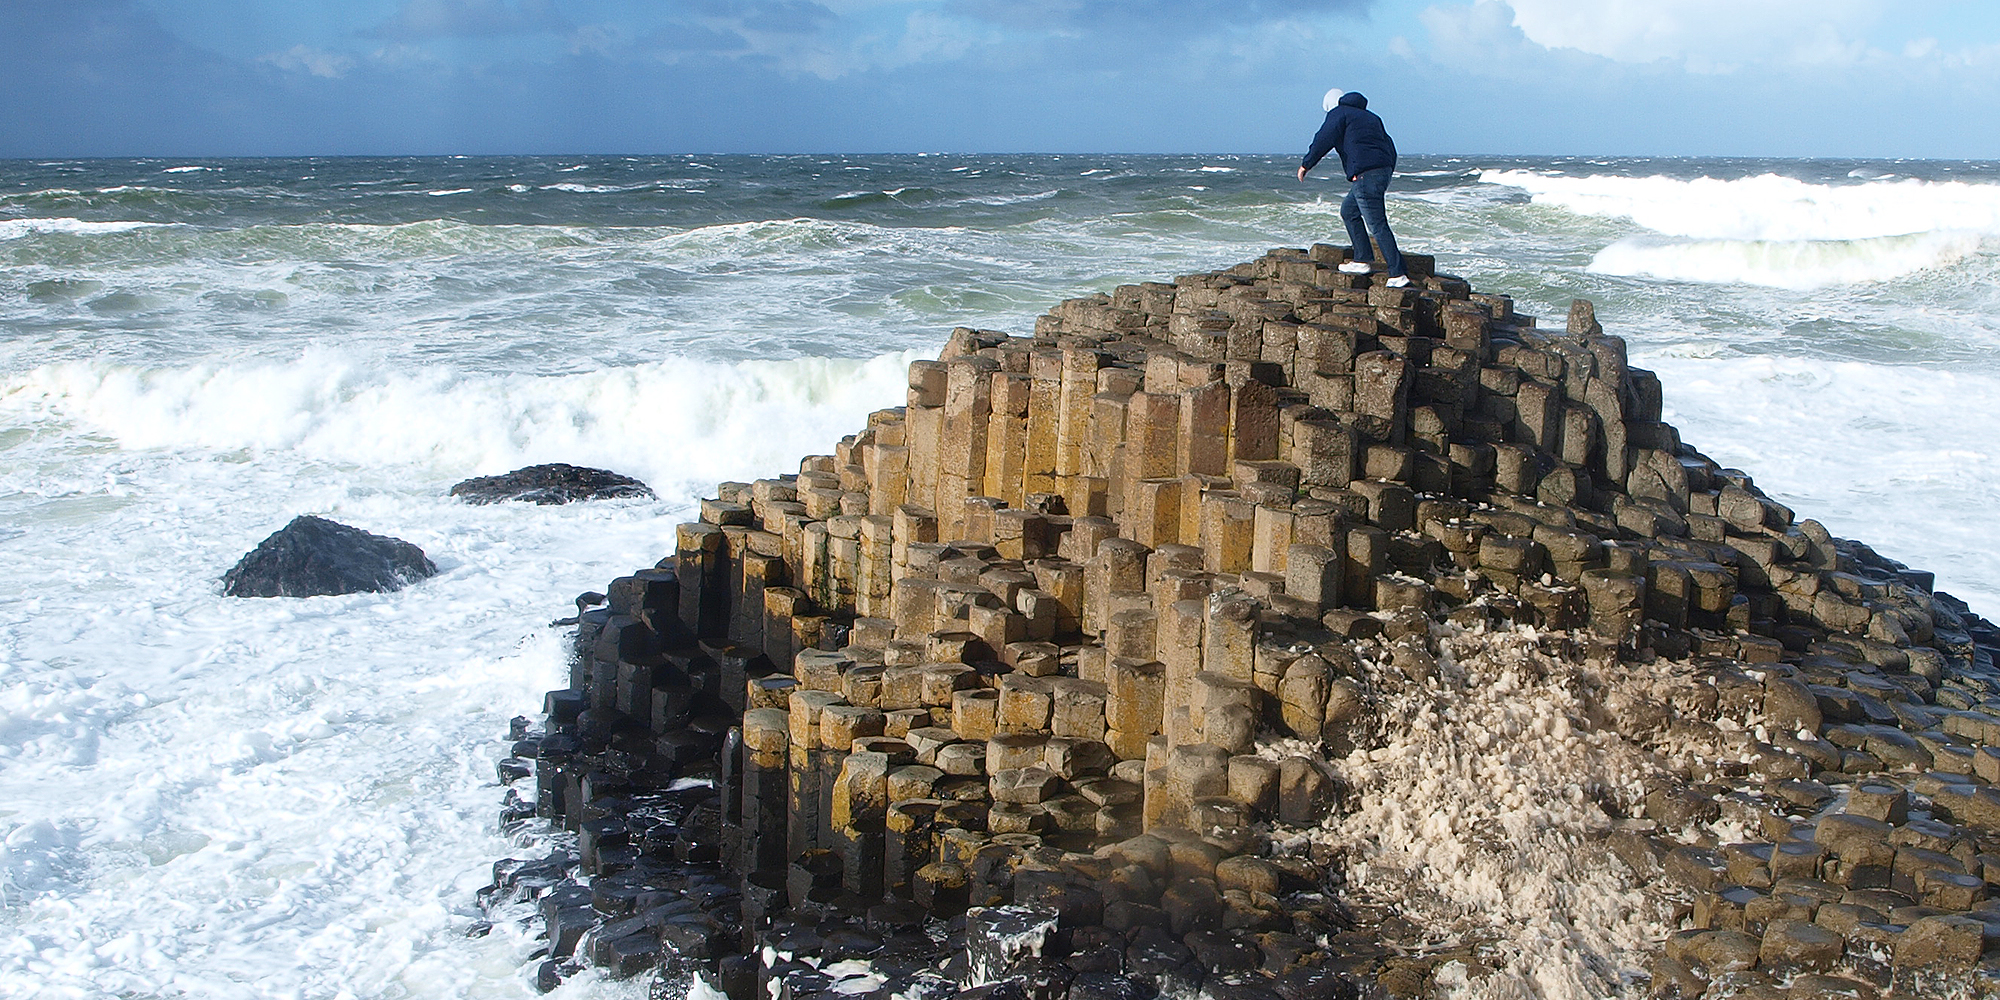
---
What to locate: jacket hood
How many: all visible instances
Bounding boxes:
[1338,92,1368,110]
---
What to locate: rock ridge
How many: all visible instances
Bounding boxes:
[480,246,2000,1000]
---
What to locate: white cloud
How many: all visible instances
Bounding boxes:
[567,23,627,57]
[1491,0,1886,72]
[260,44,356,79]
[891,9,981,65]
[1416,1,1539,71]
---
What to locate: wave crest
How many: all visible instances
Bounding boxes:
[0,350,923,495]
[1588,231,1982,289]
[0,219,169,240]
[1479,169,2000,242]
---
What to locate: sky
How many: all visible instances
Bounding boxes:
[6,0,2000,158]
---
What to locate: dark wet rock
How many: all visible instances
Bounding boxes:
[1103,901,1168,933]
[1273,964,1367,1000]
[1064,927,1126,974]
[1068,972,1156,1000]
[591,929,659,978]
[1199,974,1288,1000]
[222,515,436,597]
[1161,879,1224,936]
[966,906,1059,986]
[1183,929,1259,973]
[449,463,654,505]
[1125,925,1198,978]
[533,959,565,992]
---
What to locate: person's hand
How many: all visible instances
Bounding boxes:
[1296,166,1307,182]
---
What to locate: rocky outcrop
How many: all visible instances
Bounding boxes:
[483,246,2000,1000]
[449,463,654,505]
[221,515,436,597]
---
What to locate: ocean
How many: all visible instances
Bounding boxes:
[1,154,1996,998]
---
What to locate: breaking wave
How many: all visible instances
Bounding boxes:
[0,349,921,499]
[1478,169,2000,241]
[1481,169,2000,287]
[0,218,170,240]
[1588,231,1982,288]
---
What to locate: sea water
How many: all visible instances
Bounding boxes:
[1,154,1996,998]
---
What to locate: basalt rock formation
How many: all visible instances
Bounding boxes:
[482,247,2000,1000]
[450,463,655,505]
[221,514,436,598]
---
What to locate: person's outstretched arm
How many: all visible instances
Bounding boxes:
[1300,111,1342,180]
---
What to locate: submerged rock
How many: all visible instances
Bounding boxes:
[449,464,655,505]
[222,515,436,598]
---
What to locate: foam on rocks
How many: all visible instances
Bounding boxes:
[221,513,437,597]
[477,247,2000,1000]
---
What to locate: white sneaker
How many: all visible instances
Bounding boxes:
[1337,261,1373,274]
[1385,275,1411,288]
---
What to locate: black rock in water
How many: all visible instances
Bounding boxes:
[222,515,437,598]
[449,464,654,505]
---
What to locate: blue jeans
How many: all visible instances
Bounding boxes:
[1341,167,1404,278]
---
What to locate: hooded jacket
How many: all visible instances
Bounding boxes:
[1303,92,1397,180]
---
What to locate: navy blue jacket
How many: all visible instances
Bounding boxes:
[1302,92,1397,180]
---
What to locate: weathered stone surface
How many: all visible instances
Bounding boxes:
[991,766,1064,804]
[1895,913,1983,967]
[222,515,436,598]
[1276,756,1334,827]
[1759,918,1843,973]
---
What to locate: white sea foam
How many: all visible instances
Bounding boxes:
[0,349,922,501]
[428,188,475,196]
[0,347,915,999]
[0,218,168,239]
[1588,230,1982,288]
[1311,626,1665,1000]
[161,166,211,174]
[1644,351,2000,615]
[540,183,638,194]
[1478,169,2000,241]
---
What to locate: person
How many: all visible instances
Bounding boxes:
[1298,88,1409,289]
